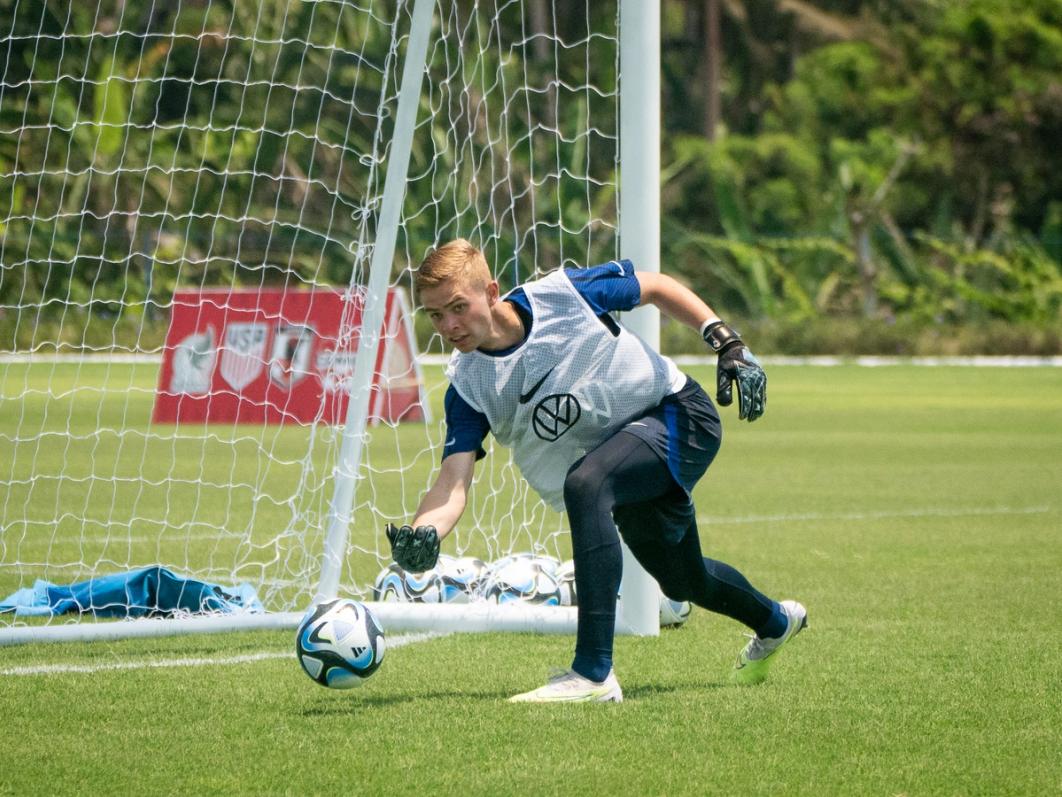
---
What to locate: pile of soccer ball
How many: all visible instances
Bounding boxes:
[372,553,691,627]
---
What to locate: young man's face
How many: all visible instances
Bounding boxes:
[419,277,499,353]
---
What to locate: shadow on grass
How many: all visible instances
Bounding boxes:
[298,688,513,713]
[297,679,732,713]
[621,680,728,700]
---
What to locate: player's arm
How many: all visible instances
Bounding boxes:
[635,271,720,330]
[386,386,486,572]
[411,451,475,539]
[385,452,474,573]
[635,271,767,422]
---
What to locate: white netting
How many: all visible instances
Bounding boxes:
[0,0,620,625]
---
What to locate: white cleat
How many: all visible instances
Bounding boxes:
[732,599,808,685]
[509,668,623,703]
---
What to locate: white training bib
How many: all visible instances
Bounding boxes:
[446,269,684,510]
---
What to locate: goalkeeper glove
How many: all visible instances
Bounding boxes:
[702,320,767,422]
[385,523,440,573]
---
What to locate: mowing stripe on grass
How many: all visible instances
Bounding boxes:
[4,506,1052,554]
[0,631,448,677]
[699,503,1052,526]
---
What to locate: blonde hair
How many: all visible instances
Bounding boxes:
[414,239,491,298]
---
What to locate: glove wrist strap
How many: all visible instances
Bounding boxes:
[702,320,743,354]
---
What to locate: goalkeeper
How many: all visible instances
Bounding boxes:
[387,239,806,703]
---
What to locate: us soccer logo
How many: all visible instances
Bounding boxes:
[219,323,268,391]
[532,393,581,441]
[268,324,316,389]
[168,327,216,395]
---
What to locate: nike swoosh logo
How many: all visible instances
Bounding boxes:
[519,368,554,404]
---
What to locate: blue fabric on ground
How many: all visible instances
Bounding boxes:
[0,566,263,618]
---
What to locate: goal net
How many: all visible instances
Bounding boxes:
[0,0,642,642]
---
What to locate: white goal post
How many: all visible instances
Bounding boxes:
[0,0,662,645]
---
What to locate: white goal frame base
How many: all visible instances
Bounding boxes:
[0,602,654,646]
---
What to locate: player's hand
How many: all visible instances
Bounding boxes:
[703,321,767,422]
[717,345,766,421]
[385,523,440,573]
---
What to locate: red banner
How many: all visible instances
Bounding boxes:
[152,288,428,426]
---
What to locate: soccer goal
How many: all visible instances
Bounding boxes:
[0,0,662,645]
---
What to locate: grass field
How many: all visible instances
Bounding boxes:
[0,359,572,609]
[1,363,1060,795]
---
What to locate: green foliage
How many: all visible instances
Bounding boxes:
[2,1,1060,353]
[664,219,1062,349]
[91,56,130,159]
[660,0,1062,342]
[904,0,1062,234]
[763,42,897,143]
[881,234,1062,326]
[665,220,844,321]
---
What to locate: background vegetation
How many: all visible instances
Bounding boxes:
[0,0,1059,354]
[659,0,1062,353]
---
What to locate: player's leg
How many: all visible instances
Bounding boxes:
[604,377,781,634]
[618,511,807,684]
[509,430,675,703]
[558,427,800,687]
[611,377,807,683]
[564,431,676,682]
[617,510,783,632]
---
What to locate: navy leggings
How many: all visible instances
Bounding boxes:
[563,430,777,682]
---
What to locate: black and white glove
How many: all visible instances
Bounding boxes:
[385,523,440,573]
[702,321,767,422]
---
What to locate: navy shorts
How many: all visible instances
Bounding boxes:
[613,377,721,544]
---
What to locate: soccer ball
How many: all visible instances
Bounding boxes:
[659,596,692,627]
[479,555,562,605]
[372,555,486,603]
[435,555,488,603]
[486,553,562,580]
[615,582,691,627]
[555,559,577,606]
[372,563,414,602]
[486,552,560,571]
[371,563,442,602]
[295,599,385,689]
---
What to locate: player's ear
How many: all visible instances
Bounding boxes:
[486,280,500,305]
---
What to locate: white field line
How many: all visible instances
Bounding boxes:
[0,353,162,364]
[3,353,1062,367]
[698,504,1052,526]
[14,504,1052,541]
[3,532,280,545]
[0,631,447,677]
[673,355,1062,367]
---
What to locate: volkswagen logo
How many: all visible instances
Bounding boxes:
[532,393,581,441]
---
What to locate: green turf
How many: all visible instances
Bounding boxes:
[1,363,1060,795]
